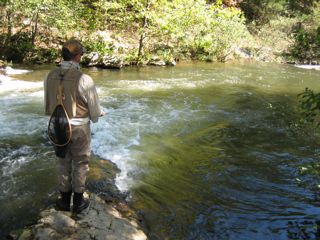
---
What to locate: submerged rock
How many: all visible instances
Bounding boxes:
[18,193,147,240]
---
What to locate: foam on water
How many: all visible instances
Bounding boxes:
[0,94,46,138]
[294,64,320,70]
[0,74,42,94]
[4,67,32,75]
[0,146,34,177]
[91,92,203,191]
[91,99,146,190]
[111,78,212,91]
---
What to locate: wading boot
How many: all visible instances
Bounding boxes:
[56,191,72,211]
[73,192,89,214]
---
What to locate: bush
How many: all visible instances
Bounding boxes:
[289,25,320,63]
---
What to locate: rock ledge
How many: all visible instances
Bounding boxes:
[18,193,147,240]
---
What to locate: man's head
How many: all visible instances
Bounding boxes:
[62,39,86,62]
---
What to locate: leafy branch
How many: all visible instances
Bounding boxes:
[298,88,320,126]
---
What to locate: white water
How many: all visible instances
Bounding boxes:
[91,92,200,191]
[0,68,198,191]
[294,64,320,70]
[0,70,42,95]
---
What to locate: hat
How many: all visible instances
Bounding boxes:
[62,39,86,60]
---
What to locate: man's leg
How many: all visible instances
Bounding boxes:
[56,151,72,211]
[69,124,91,213]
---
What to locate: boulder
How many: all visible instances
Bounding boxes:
[99,55,123,69]
[165,59,177,66]
[147,56,166,66]
[234,48,253,59]
[82,52,100,67]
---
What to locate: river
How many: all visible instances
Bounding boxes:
[0,62,320,239]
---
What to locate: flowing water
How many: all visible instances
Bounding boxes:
[0,62,320,239]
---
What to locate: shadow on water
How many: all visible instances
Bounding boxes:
[129,85,320,240]
[0,134,58,239]
[0,136,122,239]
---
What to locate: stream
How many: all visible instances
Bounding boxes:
[0,62,320,239]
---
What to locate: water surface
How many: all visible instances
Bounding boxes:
[0,62,320,239]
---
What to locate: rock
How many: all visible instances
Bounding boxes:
[234,48,253,59]
[165,59,177,66]
[18,193,148,240]
[0,68,5,76]
[34,227,61,240]
[0,59,7,68]
[82,52,100,67]
[99,55,123,69]
[0,60,8,76]
[18,229,32,240]
[147,56,166,66]
[40,211,76,234]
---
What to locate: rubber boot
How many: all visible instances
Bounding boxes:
[56,191,72,211]
[73,192,89,214]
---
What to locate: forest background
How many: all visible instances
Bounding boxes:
[0,0,319,66]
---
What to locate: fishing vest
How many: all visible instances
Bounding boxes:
[46,67,89,119]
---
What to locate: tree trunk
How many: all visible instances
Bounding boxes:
[31,11,39,46]
[5,10,13,46]
[137,0,151,63]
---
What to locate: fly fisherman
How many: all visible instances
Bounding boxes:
[44,39,104,213]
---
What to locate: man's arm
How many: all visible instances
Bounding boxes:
[80,75,103,123]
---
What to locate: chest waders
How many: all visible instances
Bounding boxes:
[48,69,72,158]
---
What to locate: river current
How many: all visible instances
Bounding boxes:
[0,62,320,239]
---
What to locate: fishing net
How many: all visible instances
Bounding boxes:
[48,104,72,158]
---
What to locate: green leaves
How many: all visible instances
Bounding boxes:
[298,88,320,127]
[0,0,250,63]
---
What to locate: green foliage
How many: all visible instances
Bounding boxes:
[4,33,34,62]
[4,0,317,64]
[289,3,320,62]
[290,26,320,62]
[240,0,317,25]
[298,88,320,127]
[82,37,113,55]
[140,0,249,61]
[0,0,250,63]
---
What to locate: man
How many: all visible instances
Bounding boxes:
[44,39,104,213]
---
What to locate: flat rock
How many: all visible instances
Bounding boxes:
[18,193,147,240]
